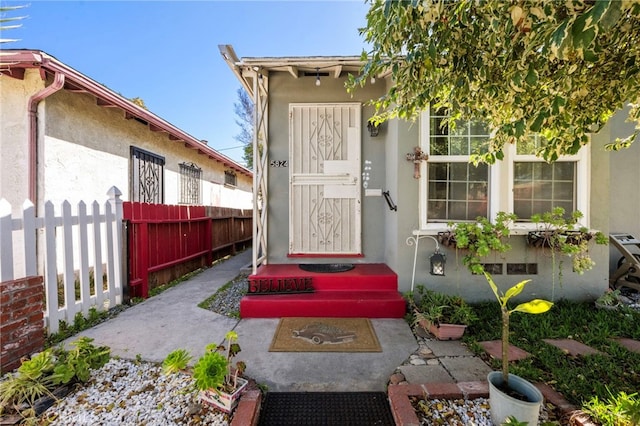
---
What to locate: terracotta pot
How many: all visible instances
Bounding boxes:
[428,322,467,340]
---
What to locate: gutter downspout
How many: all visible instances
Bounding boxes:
[28,71,65,203]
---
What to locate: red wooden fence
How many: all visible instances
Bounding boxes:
[123,202,251,298]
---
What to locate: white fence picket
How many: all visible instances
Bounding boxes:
[22,200,37,277]
[77,201,91,313]
[43,200,62,333]
[92,200,105,310]
[0,199,13,281]
[0,189,123,334]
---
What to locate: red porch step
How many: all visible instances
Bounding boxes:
[240,263,407,318]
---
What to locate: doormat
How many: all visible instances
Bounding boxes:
[299,263,355,273]
[258,392,395,426]
[269,317,382,352]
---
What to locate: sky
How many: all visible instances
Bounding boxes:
[2,0,371,166]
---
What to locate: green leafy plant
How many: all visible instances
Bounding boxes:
[0,350,56,414]
[440,212,517,274]
[408,285,478,327]
[484,271,553,386]
[171,331,246,393]
[193,352,228,391]
[51,337,110,385]
[348,1,640,163]
[583,389,640,426]
[528,207,607,275]
[595,289,622,308]
[162,349,192,375]
[0,337,110,417]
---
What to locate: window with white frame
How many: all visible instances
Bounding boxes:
[419,110,589,229]
[423,108,491,222]
[511,136,577,219]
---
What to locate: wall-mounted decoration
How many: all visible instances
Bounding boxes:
[406,146,428,179]
[362,160,372,188]
[367,119,381,137]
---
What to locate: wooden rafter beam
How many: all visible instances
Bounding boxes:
[287,66,299,78]
[149,123,167,133]
[333,65,343,79]
[97,98,117,107]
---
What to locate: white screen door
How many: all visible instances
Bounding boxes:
[289,103,361,255]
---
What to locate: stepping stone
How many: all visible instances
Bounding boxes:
[611,338,640,354]
[398,364,455,384]
[439,356,494,382]
[542,339,602,356]
[424,340,474,357]
[479,340,531,361]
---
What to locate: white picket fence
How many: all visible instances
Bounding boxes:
[0,187,124,334]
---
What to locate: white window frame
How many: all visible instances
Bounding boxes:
[418,110,590,233]
[506,141,590,234]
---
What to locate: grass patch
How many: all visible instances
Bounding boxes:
[463,300,640,409]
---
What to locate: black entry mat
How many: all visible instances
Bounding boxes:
[258,392,395,426]
[299,263,355,273]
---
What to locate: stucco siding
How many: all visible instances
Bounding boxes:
[265,72,387,264]
[0,70,45,212]
[40,86,251,208]
[607,107,640,273]
[43,136,128,207]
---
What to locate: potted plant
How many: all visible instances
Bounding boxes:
[594,288,623,310]
[408,285,478,340]
[440,212,517,274]
[483,271,554,425]
[193,331,247,413]
[527,207,607,275]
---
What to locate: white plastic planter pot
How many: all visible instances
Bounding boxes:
[488,371,543,425]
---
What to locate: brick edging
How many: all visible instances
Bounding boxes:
[231,389,262,426]
[388,381,596,426]
[229,380,596,426]
[388,381,489,426]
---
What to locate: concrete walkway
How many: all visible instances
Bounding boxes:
[68,250,419,392]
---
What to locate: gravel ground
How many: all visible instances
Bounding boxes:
[39,277,249,425]
[43,359,229,426]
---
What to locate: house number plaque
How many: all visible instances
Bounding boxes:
[270,160,288,168]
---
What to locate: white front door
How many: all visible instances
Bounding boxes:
[289,103,361,255]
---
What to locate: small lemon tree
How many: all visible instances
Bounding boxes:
[484,272,553,386]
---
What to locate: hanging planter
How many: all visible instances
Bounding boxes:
[437,231,457,248]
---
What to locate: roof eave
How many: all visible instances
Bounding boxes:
[1,49,252,177]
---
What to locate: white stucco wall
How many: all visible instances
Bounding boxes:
[1,70,251,213]
[0,70,45,213]
[41,84,251,209]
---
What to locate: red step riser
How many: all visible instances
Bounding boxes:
[240,297,406,318]
[249,275,397,292]
[244,263,405,318]
[249,263,398,292]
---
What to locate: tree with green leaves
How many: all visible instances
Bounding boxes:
[234,88,255,168]
[348,0,640,163]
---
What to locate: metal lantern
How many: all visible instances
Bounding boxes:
[429,250,446,276]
